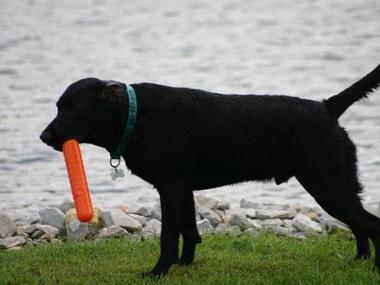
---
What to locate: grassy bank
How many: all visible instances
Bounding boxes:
[0,233,379,285]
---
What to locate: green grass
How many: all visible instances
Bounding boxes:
[0,233,379,285]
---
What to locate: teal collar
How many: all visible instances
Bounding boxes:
[110,84,138,164]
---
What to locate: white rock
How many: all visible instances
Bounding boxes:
[120,201,140,214]
[256,209,290,220]
[249,219,262,230]
[0,212,16,238]
[216,201,230,210]
[246,209,256,219]
[36,225,59,239]
[240,199,262,209]
[66,219,94,241]
[227,209,255,231]
[214,223,229,234]
[98,226,129,239]
[143,218,162,236]
[213,209,224,219]
[195,195,219,209]
[263,203,290,210]
[103,209,142,232]
[282,219,297,231]
[57,200,74,213]
[0,236,25,249]
[318,215,348,232]
[214,224,241,234]
[197,207,222,227]
[13,214,40,225]
[272,225,292,236]
[197,219,214,234]
[245,228,259,236]
[128,214,147,226]
[260,218,283,229]
[135,206,151,217]
[39,208,65,231]
[292,213,322,233]
[150,203,162,221]
[287,208,298,219]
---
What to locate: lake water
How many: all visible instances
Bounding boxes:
[1,0,380,218]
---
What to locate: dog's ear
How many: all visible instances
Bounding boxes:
[103,81,125,99]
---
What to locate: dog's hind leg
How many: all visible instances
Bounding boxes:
[294,136,379,266]
[296,170,375,263]
[177,190,202,266]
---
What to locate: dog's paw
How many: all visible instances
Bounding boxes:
[355,252,371,260]
[175,257,194,266]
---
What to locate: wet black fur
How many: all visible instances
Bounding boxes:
[41,65,380,277]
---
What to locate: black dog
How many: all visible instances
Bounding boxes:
[40,65,380,277]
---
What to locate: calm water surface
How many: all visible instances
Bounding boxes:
[0,0,379,218]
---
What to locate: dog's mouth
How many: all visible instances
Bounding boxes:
[40,131,64,152]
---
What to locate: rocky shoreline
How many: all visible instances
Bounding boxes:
[0,194,367,251]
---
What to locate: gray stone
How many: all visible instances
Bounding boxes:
[98,226,129,239]
[287,208,298,219]
[143,218,162,236]
[246,209,256,219]
[262,203,290,210]
[227,225,241,234]
[30,230,45,240]
[15,223,30,235]
[150,203,162,221]
[214,224,241,234]
[292,213,322,233]
[13,214,40,225]
[57,200,74,213]
[135,206,151,217]
[298,206,314,214]
[216,201,230,210]
[197,207,222,227]
[260,218,283,229]
[195,195,219,209]
[240,199,262,209]
[248,219,262,230]
[282,219,297,231]
[128,214,147,226]
[36,225,59,239]
[227,209,256,231]
[0,212,17,238]
[245,228,259,236]
[197,219,214,234]
[272,225,293,236]
[119,201,140,214]
[214,223,229,234]
[213,209,224,220]
[39,207,65,231]
[0,236,25,249]
[256,209,290,220]
[318,215,348,232]
[24,225,38,235]
[67,219,91,240]
[102,209,142,232]
[128,233,143,242]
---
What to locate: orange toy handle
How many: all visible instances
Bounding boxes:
[63,139,93,222]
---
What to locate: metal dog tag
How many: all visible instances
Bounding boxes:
[110,168,125,180]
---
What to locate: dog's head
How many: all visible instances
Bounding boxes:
[40,78,127,151]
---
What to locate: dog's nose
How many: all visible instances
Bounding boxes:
[40,131,52,144]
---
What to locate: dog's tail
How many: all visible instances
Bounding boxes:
[324,64,380,119]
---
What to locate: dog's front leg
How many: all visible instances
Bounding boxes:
[142,183,185,278]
